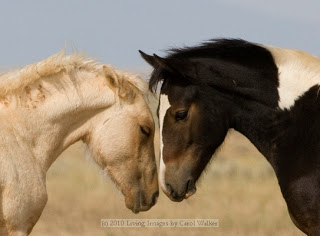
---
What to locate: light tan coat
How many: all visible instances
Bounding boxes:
[0,52,158,235]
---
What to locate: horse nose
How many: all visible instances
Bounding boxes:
[165,178,196,202]
[166,183,184,202]
[185,178,196,199]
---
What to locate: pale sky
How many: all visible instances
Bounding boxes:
[0,0,319,73]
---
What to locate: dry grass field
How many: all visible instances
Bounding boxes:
[31,96,304,236]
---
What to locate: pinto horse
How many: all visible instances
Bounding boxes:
[0,51,158,235]
[140,39,320,235]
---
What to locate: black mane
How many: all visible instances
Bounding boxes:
[167,38,253,59]
[149,38,277,92]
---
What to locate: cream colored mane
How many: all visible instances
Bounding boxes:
[0,51,148,101]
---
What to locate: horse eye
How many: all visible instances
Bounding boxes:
[175,110,188,121]
[140,125,151,137]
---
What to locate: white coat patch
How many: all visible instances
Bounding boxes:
[265,45,320,110]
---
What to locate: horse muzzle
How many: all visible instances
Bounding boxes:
[125,190,159,214]
[163,178,197,202]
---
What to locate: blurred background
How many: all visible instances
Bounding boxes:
[1,1,319,235]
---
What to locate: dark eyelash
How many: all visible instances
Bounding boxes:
[175,111,188,121]
[140,126,151,136]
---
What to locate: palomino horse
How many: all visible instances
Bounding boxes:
[140,39,320,235]
[0,51,158,235]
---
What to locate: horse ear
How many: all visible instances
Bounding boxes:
[153,54,197,79]
[152,54,176,73]
[139,50,159,67]
[103,65,118,88]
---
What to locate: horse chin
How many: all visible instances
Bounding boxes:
[124,192,156,214]
[125,195,141,214]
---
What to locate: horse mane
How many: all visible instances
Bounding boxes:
[149,39,246,91]
[148,38,277,92]
[166,38,250,59]
[0,51,148,102]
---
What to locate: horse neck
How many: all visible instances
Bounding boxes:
[231,102,278,164]
[215,73,280,165]
[4,70,115,171]
[227,48,320,166]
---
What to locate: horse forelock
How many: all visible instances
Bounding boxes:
[117,71,149,102]
[149,67,166,93]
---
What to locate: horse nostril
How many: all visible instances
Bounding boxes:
[164,183,185,202]
[166,183,178,198]
[166,183,173,194]
[151,191,159,205]
[186,178,196,193]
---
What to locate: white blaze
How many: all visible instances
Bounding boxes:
[159,94,170,191]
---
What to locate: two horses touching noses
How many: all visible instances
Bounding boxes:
[1,38,320,236]
[0,52,158,235]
